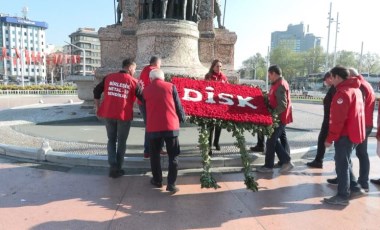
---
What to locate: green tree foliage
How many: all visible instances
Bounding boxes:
[241,47,380,80]
[240,53,267,80]
[270,45,301,78]
[335,50,357,68]
[361,52,380,74]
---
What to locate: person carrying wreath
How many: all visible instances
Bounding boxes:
[205,59,228,156]
[142,69,186,193]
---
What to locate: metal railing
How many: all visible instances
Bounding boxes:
[0,90,77,96]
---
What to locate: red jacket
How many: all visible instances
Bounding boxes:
[357,75,375,128]
[95,72,138,121]
[268,77,293,125]
[143,79,181,133]
[137,65,157,105]
[377,102,380,139]
[205,71,228,83]
[326,78,365,144]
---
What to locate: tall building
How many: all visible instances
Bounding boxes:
[271,23,321,52]
[69,28,100,75]
[0,13,48,84]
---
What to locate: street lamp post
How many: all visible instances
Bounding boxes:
[325,2,334,71]
[333,12,340,67]
[65,41,86,76]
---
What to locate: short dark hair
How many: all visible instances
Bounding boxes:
[323,71,331,80]
[122,58,136,69]
[149,56,160,65]
[268,65,282,76]
[330,66,349,80]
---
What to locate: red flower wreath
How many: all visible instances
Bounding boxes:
[171,77,273,125]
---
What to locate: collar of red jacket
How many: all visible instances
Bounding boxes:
[336,77,360,90]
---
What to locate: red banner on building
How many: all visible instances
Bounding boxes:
[171,77,273,125]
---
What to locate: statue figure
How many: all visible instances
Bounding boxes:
[147,0,154,19]
[139,0,146,19]
[117,0,123,24]
[180,0,187,20]
[186,0,200,22]
[214,0,225,29]
[161,0,169,19]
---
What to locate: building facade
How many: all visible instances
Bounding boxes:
[0,14,48,84]
[69,28,100,76]
[271,23,321,52]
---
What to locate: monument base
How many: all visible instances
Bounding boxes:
[136,19,207,78]
[66,75,95,109]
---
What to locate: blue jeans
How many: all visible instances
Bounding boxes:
[264,124,291,168]
[104,118,131,169]
[334,136,360,198]
[355,127,372,187]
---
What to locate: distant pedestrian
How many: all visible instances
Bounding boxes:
[142,69,186,193]
[323,66,366,206]
[306,72,336,168]
[93,58,142,178]
[256,65,294,173]
[205,59,228,156]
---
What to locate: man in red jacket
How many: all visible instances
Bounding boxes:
[138,56,163,159]
[93,58,142,178]
[323,66,366,206]
[143,69,186,193]
[257,65,294,174]
[371,107,380,185]
[326,68,375,191]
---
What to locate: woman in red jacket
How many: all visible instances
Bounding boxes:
[205,59,228,156]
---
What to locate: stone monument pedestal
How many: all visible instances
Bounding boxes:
[66,75,95,109]
[136,19,207,78]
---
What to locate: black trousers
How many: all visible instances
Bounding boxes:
[315,120,329,162]
[208,125,222,147]
[150,136,180,185]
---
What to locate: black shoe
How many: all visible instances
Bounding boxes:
[150,178,163,188]
[109,167,119,178]
[323,195,349,206]
[350,188,366,199]
[358,182,369,192]
[166,184,179,193]
[306,160,323,169]
[214,144,221,151]
[327,177,338,185]
[370,178,380,185]
[208,150,213,156]
[273,161,283,168]
[250,145,264,152]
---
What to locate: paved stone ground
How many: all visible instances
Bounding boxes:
[1,142,380,230]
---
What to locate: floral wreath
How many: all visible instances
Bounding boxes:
[169,76,278,191]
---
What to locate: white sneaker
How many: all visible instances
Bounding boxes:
[279,162,294,174]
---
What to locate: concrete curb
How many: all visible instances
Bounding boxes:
[0,142,320,169]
